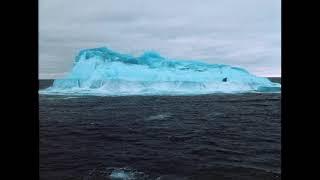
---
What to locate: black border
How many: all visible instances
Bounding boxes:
[281,0,286,177]
[5,0,39,179]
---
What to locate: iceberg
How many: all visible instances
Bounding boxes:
[40,47,281,96]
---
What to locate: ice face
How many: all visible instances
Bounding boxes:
[40,47,281,96]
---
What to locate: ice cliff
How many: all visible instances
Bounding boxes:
[40,47,281,95]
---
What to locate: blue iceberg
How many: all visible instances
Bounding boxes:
[40,47,281,96]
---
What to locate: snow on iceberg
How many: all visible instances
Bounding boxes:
[40,47,281,96]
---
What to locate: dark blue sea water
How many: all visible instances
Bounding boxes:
[39,78,281,180]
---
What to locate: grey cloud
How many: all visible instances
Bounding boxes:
[39,0,281,78]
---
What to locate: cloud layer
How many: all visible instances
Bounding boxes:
[39,0,281,79]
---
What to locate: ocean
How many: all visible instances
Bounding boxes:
[39,78,281,180]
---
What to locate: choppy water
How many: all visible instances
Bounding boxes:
[39,78,281,180]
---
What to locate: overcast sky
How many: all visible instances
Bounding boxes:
[39,0,281,79]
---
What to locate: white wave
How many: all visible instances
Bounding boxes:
[146,113,172,121]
